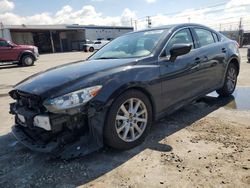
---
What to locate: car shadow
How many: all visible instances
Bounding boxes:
[0,63,20,70]
[0,95,235,187]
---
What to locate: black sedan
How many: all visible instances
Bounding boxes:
[9,23,240,158]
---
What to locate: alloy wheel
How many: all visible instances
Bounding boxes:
[227,67,237,92]
[24,56,33,65]
[115,98,148,142]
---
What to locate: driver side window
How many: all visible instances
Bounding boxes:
[0,40,9,47]
[164,29,194,56]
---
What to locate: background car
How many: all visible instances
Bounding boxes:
[9,24,240,158]
[83,40,109,52]
[0,38,39,66]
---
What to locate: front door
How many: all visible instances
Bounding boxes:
[159,28,206,109]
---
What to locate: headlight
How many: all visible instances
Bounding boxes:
[43,85,102,112]
[34,47,38,54]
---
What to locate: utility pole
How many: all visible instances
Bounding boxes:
[147,16,152,28]
[239,17,242,30]
[134,20,137,31]
[238,17,243,47]
[0,22,4,38]
[219,23,221,32]
[130,18,133,27]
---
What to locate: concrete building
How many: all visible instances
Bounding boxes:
[0,24,133,53]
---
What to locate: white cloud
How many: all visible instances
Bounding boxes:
[0,0,14,13]
[225,0,250,8]
[146,0,156,3]
[136,0,250,31]
[1,0,250,31]
[120,8,136,26]
[0,2,136,26]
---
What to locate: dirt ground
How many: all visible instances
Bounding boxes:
[0,49,249,188]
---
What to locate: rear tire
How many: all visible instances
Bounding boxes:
[89,47,94,52]
[216,63,238,97]
[21,55,34,66]
[104,90,152,150]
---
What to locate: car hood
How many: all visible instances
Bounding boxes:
[15,58,137,98]
[17,44,35,49]
[83,44,93,46]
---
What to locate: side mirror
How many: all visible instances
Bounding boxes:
[169,44,192,62]
[7,42,14,48]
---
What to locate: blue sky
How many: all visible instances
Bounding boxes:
[1,0,250,30]
[12,0,225,17]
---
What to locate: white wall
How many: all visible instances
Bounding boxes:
[85,28,133,41]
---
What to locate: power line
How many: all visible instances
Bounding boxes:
[136,1,228,20]
[121,2,250,31]
[134,2,250,28]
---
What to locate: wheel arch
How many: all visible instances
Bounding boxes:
[105,84,157,122]
[18,51,35,61]
[227,56,240,75]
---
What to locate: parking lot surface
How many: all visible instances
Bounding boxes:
[0,50,249,188]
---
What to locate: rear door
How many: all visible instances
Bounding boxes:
[159,28,207,109]
[191,28,226,89]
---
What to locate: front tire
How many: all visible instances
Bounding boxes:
[104,90,152,150]
[216,63,238,97]
[21,55,34,66]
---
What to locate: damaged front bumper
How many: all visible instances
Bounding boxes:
[12,125,59,153]
[11,124,102,159]
[9,99,106,159]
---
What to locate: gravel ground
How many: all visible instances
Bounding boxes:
[0,49,249,188]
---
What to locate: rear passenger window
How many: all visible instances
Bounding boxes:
[194,28,215,47]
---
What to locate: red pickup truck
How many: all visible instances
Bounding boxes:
[0,38,39,66]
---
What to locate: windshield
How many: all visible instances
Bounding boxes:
[89,29,168,59]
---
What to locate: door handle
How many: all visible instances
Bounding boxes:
[222,48,227,53]
[194,57,201,64]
